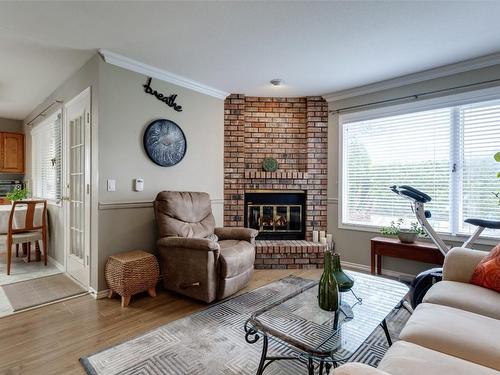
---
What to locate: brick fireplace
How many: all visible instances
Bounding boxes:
[223,95,328,269]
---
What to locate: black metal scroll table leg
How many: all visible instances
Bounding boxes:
[256,335,269,375]
[307,358,314,375]
[380,319,392,346]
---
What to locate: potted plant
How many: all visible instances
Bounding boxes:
[6,187,30,204]
[380,218,426,244]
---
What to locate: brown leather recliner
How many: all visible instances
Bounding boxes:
[154,191,258,303]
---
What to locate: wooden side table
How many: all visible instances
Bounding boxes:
[370,236,444,275]
[105,250,160,307]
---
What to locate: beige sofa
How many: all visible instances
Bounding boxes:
[334,247,500,375]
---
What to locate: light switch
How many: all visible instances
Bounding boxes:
[107,179,116,192]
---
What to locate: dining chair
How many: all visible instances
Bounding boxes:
[6,200,48,275]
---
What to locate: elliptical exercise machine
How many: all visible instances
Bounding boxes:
[390,185,500,308]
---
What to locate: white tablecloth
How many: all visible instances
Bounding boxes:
[0,205,44,234]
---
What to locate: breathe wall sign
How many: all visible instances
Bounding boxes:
[143,77,183,112]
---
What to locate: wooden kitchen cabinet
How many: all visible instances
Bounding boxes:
[0,132,24,173]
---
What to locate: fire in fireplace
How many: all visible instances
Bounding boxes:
[244,190,306,240]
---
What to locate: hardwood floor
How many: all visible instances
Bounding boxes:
[0,269,322,375]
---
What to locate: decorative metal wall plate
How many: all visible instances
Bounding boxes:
[262,157,279,172]
[143,119,187,167]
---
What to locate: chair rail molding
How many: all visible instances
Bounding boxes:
[98,198,224,210]
[99,49,229,100]
[323,52,500,103]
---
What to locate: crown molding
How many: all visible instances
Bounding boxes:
[324,52,500,103]
[98,49,229,100]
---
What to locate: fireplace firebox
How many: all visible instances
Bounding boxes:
[244,191,306,240]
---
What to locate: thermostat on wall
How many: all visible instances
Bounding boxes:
[134,178,144,192]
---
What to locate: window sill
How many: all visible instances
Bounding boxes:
[338,223,499,247]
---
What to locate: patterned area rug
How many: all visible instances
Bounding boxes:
[81,276,410,374]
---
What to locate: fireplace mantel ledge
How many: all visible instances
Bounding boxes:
[244,171,309,180]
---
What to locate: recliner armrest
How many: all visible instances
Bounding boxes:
[157,237,220,252]
[214,227,259,243]
[443,247,488,283]
[332,363,390,375]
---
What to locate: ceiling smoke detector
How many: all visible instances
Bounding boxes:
[270,79,284,86]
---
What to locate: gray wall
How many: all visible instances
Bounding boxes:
[0,118,23,133]
[95,61,224,290]
[327,64,500,276]
[23,54,224,292]
[23,55,99,281]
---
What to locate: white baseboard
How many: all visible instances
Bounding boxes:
[89,287,110,299]
[341,260,415,280]
[89,275,165,299]
[48,256,65,272]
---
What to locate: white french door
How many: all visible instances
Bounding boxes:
[63,88,91,287]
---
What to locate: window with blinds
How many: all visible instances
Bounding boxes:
[31,110,62,202]
[341,97,500,238]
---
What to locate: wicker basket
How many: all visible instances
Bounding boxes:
[105,250,159,307]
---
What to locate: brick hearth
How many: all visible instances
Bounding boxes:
[223,95,328,268]
[255,240,326,269]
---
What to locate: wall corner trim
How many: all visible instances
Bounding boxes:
[323,52,500,103]
[98,49,229,100]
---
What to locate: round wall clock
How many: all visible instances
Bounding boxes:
[143,119,187,167]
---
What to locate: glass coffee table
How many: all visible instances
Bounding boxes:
[244,271,409,374]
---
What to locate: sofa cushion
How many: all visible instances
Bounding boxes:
[399,303,500,370]
[470,243,500,292]
[219,240,255,279]
[423,280,500,319]
[378,341,498,375]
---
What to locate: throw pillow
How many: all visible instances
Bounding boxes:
[470,244,500,293]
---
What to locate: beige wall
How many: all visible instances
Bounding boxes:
[96,61,224,290]
[0,118,23,133]
[23,55,99,282]
[23,54,224,292]
[327,64,500,276]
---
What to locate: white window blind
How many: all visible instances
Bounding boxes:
[459,101,500,236]
[31,111,62,202]
[341,97,500,239]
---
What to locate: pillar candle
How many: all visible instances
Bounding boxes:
[312,230,319,243]
[319,230,326,240]
[326,233,333,245]
[320,237,327,245]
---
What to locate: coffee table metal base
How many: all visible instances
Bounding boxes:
[245,318,393,375]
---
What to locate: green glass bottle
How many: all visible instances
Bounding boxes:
[318,249,340,312]
[332,253,354,293]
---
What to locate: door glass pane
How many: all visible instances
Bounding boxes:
[70,115,85,260]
